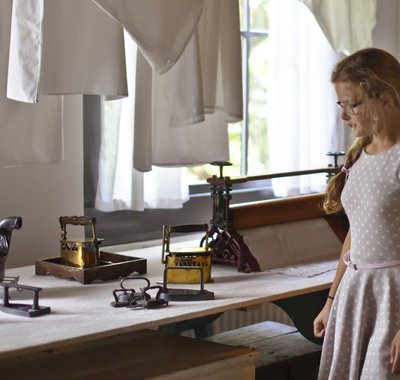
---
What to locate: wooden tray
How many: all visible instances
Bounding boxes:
[35,251,147,284]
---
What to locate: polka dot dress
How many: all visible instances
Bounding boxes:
[318,144,400,380]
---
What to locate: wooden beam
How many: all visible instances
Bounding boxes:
[230,194,325,230]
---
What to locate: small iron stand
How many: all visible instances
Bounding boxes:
[0,282,51,317]
[159,267,214,302]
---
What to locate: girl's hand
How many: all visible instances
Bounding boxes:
[313,299,333,338]
[390,330,400,374]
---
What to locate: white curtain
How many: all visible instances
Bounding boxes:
[95,33,189,212]
[299,0,377,55]
[267,0,348,196]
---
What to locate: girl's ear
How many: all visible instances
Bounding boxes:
[380,90,396,107]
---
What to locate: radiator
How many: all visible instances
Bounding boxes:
[212,302,293,334]
[181,302,293,338]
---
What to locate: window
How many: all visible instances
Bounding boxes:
[84,0,340,245]
[84,1,275,246]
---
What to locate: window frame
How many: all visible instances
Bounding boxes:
[240,0,269,175]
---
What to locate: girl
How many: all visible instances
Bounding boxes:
[314,48,400,379]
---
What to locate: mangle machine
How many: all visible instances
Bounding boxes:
[204,152,346,272]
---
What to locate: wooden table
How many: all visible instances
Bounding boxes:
[0,240,335,361]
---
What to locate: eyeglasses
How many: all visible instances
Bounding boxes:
[336,100,363,115]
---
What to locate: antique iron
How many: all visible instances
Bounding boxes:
[59,216,103,268]
[111,276,168,309]
[161,224,212,283]
[37,216,146,284]
[0,216,22,282]
[0,216,50,317]
[0,282,50,317]
[158,267,214,302]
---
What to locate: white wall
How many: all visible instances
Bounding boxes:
[373,0,400,57]
[1,96,84,269]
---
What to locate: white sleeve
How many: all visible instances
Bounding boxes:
[7,0,44,103]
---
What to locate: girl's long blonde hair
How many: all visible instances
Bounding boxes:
[324,48,400,214]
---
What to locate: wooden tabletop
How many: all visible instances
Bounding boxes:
[0,239,335,360]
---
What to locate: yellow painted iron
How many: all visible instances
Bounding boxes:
[161,224,212,283]
[59,216,103,268]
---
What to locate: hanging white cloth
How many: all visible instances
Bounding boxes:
[96,0,242,211]
[298,0,377,55]
[134,0,242,171]
[7,0,128,103]
[267,0,347,196]
[92,0,204,75]
[7,0,44,103]
[95,33,189,212]
[8,0,206,104]
[0,0,63,166]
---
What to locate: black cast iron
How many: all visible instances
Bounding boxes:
[0,216,22,281]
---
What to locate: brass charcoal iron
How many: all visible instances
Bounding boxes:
[59,216,103,268]
[161,224,212,284]
[36,216,147,284]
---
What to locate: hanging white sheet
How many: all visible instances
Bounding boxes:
[134,0,243,170]
[0,0,63,166]
[7,0,128,103]
[92,0,204,75]
[299,0,377,55]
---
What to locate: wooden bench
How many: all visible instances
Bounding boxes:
[0,329,261,380]
[207,321,322,380]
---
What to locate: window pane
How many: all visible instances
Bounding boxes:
[226,121,242,177]
[239,0,245,27]
[186,122,242,183]
[248,35,268,175]
[250,0,269,30]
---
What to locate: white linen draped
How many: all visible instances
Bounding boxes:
[7,0,128,104]
[0,0,63,166]
[96,0,242,211]
[268,0,348,196]
[95,33,189,211]
[299,0,377,55]
[91,0,204,75]
[134,0,242,171]
[7,0,43,103]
